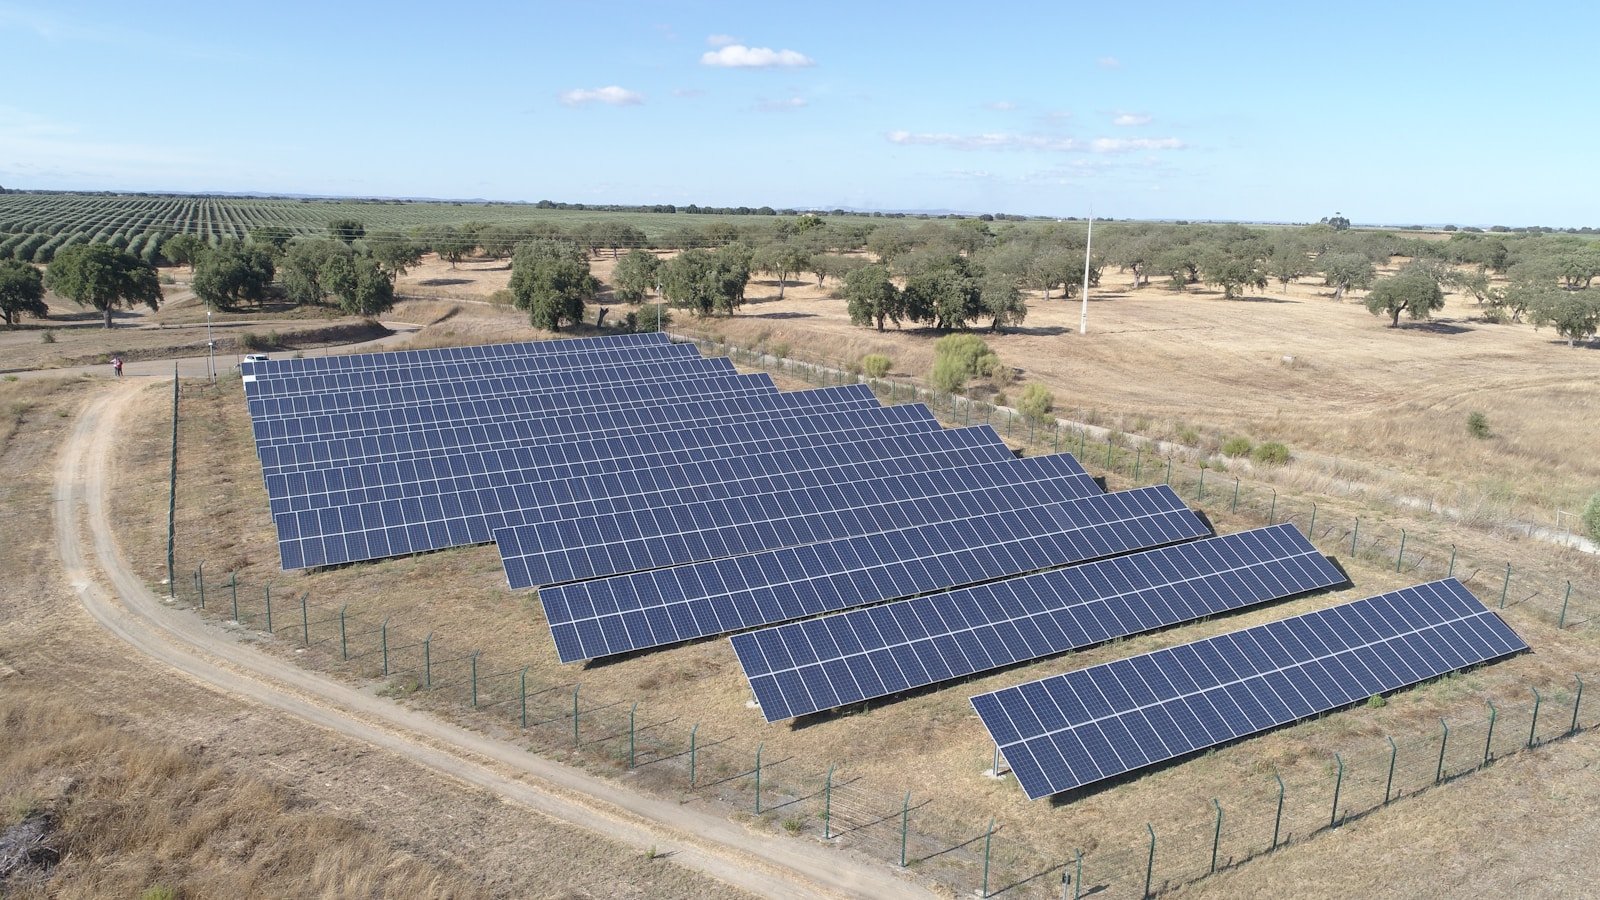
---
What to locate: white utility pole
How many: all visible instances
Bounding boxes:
[206,306,216,380]
[1078,208,1094,335]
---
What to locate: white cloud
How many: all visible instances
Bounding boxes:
[1112,112,1152,126]
[672,87,706,98]
[1091,137,1184,153]
[706,33,739,47]
[559,86,644,107]
[985,100,1018,111]
[700,44,815,68]
[887,131,1083,152]
[757,96,808,111]
[1097,56,1121,69]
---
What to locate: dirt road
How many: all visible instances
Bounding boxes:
[53,382,931,900]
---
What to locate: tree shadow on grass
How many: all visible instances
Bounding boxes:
[752,311,818,320]
[1396,320,1473,335]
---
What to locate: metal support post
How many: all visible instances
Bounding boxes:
[1143,824,1156,900]
[689,723,699,786]
[1330,753,1343,827]
[1572,676,1584,735]
[1483,701,1497,765]
[981,818,995,897]
[1528,688,1541,748]
[1210,799,1223,873]
[1559,582,1572,628]
[755,743,764,814]
[1384,736,1397,805]
[572,685,581,746]
[899,791,910,866]
[1500,563,1511,609]
[628,702,638,768]
[1396,529,1407,572]
[338,605,348,659]
[423,633,432,687]
[823,766,833,839]
[1435,720,1450,784]
[264,585,272,634]
[1272,773,1285,849]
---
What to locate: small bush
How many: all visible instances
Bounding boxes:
[1221,437,1254,458]
[768,342,790,360]
[782,817,804,834]
[1583,493,1600,542]
[930,333,1001,394]
[40,330,56,344]
[140,888,178,900]
[860,353,892,378]
[992,392,1008,408]
[1252,441,1291,465]
[486,288,514,306]
[1366,694,1386,709]
[1178,427,1201,445]
[1466,411,1491,439]
[1016,383,1055,423]
[239,331,265,351]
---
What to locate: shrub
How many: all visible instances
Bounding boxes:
[239,331,265,351]
[1252,441,1291,465]
[1583,493,1600,542]
[1177,427,1201,445]
[1466,412,1491,439]
[860,353,892,378]
[40,330,55,344]
[930,333,1001,394]
[768,342,790,360]
[1016,384,1054,423]
[1221,437,1254,458]
[632,303,671,333]
[1366,694,1386,709]
[486,288,514,306]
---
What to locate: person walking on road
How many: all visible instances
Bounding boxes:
[111,355,124,377]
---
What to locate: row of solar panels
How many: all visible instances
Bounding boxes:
[241,333,1527,801]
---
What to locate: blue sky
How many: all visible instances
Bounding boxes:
[3,1,1594,225]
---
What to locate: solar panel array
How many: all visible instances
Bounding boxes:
[971,579,1529,799]
[731,524,1346,722]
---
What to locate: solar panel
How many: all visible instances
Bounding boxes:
[496,453,1101,587]
[243,342,704,400]
[241,331,670,378]
[732,524,1345,722]
[273,405,948,568]
[247,356,740,420]
[971,578,1529,800]
[276,425,1010,570]
[249,372,779,448]
[536,485,1209,663]
[265,398,937,516]
[256,380,868,475]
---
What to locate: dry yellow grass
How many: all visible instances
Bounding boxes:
[0,654,486,900]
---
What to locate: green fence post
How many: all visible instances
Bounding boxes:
[300,593,309,646]
[1231,477,1240,513]
[380,618,390,676]
[1435,720,1450,785]
[899,791,910,867]
[230,572,239,623]
[572,685,581,746]
[1210,799,1223,874]
[1307,502,1317,539]
[197,562,205,608]
[689,723,699,786]
[1079,428,1087,458]
[519,667,528,727]
[1396,529,1407,572]
[628,701,638,769]
[1483,701,1497,766]
[1383,736,1397,805]
[1447,545,1457,578]
[1271,773,1286,850]
[1330,753,1343,827]
[980,817,994,897]
[1351,517,1360,556]
[754,743,764,814]
[338,605,348,659]
[422,633,432,687]
[1267,488,1277,525]
[1143,823,1156,900]
[1073,848,1083,900]
[823,765,834,839]
[263,585,272,633]
[470,651,479,707]
[1559,582,1572,628]
[1104,438,1113,470]
[1197,467,1206,500]
[1500,563,1511,609]
[1134,445,1143,482]
[1164,457,1172,486]
[1571,676,1584,735]
[1529,685,1542,743]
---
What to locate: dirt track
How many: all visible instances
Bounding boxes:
[52,382,932,900]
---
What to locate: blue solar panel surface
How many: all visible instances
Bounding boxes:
[248,356,740,419]
[971,578,1528,799]
[273,405,947,568]
[250,373,779,448]
[266,401,940,516]
[536,485,1209,662]
[497,453,1100,587]
[241,331,668,378]
[278,426,1013,570]
[257,377,850,474]
[244,342,703,399]
[732,524,1345,722]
